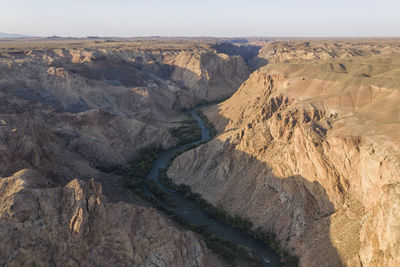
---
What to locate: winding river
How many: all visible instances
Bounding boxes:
[144,110,282,266]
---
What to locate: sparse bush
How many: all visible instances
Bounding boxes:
[98,145,162,193]
[170,116,201,145]
[145,179,176,207]
[96,104,298,266]
[159,168,299,266]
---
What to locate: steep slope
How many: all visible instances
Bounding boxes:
[169,51,249,101]
[0,43,249,115]
[0,39,249,266]
[0,92,175,181]
[168,53,400,266]
[0,169,223,266]
[0,40,249,175]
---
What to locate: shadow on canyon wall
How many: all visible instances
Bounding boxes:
[1,59,211,114]
[0,49,252,188]
[85,125,344,266]
[191,98,346,266]
[211,43,261,63]
[0,71,345,266]
[175,137,345,266]
[51,57,249,111]
[211,42,268,71]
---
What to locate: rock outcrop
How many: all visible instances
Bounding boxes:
[0,40,249,175]
[0,39,250,266]
[0,169,223,266]
[169,51,249,100]
[168,50,400,266]
[250,40,400,68]
[2,38,400,266]
[0,92,175,181]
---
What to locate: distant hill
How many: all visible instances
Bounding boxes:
[0,32,30,38]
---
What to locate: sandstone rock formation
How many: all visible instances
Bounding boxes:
[0,38,249,266]
[250,40,400,68]
[169,51,249,101]
[168,44,400,266]
[0,39,249,176]
[2,38,400,266]
[0,169,223,266]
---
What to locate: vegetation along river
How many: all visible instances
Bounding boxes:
[142,109,282,266]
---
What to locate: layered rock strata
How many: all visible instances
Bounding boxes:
[169,53,400,266]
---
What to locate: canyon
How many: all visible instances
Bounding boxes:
[0,38,252,266]
[0,37,400,266]
[169,40,400,266]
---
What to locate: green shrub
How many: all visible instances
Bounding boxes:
[145,179,176,207]
[159,169,299,266]
[204,234,260,266]
[170,116,202,145]
[121,146,162,189]
[97,105,298,266]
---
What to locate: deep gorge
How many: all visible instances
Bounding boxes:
[0,38,399,267]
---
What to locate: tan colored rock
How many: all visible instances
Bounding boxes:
[0,39,249,266]
[169,51,249,100]
[251,40,400,67]
[0,40,248,177]
[0,170,223,267]
[169,51,400,266]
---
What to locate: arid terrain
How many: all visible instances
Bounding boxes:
[0,37,400,266]
[169,40,400,266]
[0,37,254,266]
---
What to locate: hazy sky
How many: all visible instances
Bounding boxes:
[1,0,399,37]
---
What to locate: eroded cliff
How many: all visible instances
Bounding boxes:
[168,48,400,266]
[0,169,223,266]
[0,40,249,177]
[0,39,249,266]
[2,38,400,266]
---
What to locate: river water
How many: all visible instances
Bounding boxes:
[144,110,282,266]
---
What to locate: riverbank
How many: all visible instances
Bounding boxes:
[100,108,287,266]
[137,109,287,266]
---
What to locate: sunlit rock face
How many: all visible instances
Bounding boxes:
[169,42,400,266]
[2,38,400,266]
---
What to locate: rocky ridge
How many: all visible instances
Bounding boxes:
[2,38,400,266]
[0,39,251,266]
[168,45,400,266]
[0,169,223,266]
[0,40,250,179]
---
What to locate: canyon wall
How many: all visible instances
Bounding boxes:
[0,169,223,266]
[0,41,249,178]
[0,39,249,266]
[169,46,400,266]
[2,38,400,266]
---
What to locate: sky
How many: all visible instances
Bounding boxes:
[0,0,399,37]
